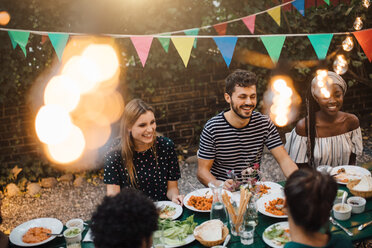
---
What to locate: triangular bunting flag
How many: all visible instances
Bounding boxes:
[41,35,48,45]
[8,31,17,49]
[8,30,30,56]
[267,7,281,26]
[48,33,69,61]
[308,34,333,60]
[184,28,199,48]
[242,15,256,34]
[261,36,286,63]
[158,34,170,53]
[130,37,153,67]
[353,29,372,62]
[292,0,305,16]
[213,37,238,67]
[213,23,227,36]
[171,37,195,67]
[324,0,330,5]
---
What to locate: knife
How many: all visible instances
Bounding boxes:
[358,220,372,231]
[329,217,353,236]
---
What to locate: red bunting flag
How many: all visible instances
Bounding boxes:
[353,29,372,62]
[41,35,48,44]
[213,23,227,36]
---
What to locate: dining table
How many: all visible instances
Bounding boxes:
[9,162,372,248]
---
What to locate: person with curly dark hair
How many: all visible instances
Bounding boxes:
[91,188,158,248]
[198,69,298,190]
[284,168,352,248]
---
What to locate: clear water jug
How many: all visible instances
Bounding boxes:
[208,180,229,226]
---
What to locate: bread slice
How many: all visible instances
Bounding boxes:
[353,175,372,192]
[195,219,223,241]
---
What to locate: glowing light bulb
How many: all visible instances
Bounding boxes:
[362,0,370,8]
[342,36,354,52]
[333,55,348,75]
[353,17,363,31]
[320,88,330,98]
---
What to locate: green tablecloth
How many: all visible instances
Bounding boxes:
[10,182,372,248]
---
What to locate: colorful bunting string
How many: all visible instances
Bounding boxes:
[213,37,238,67]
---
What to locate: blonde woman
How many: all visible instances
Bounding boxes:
[104,99,183,205]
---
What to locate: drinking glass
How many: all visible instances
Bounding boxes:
[209,180,229,226]
[239,222,255,245]
[152,230,165,248]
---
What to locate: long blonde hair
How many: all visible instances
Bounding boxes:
[119,99,156,186]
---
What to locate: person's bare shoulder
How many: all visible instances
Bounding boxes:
[295,118,307,137]
[342,112,360,131]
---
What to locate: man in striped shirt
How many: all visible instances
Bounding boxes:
[197,70,298,189]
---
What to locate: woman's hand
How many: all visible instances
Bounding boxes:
[171,194,184,206]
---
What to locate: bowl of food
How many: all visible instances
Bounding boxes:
[347,196,366,214]
[332,203,352,221]
[193,220,229,247]
[66,219,84,232]
[334,190,348,204]
[63,227,82,245]
[347,176,372,199]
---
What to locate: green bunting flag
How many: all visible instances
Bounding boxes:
[184,28,199,48]
[308,34,333,60]
[8,30,30,56]
[48,33,69,61]
[7,31,17,49]
[324,0,330,5]
[260,36,286,63]
[158,34,171,53]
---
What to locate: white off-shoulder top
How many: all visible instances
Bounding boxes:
[284,127,363,167]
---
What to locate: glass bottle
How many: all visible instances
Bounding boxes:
[244,194,258,226]
[208,180,229,226]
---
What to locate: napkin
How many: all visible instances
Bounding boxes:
[83,228,93,242]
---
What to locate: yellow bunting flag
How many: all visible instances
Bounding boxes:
[171,37,195,67]
[267,7,281,26]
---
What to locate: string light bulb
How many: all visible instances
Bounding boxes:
[333,54,348,75]
[362,0,370,8]
[353,17,363,31]
[342,36,354,52]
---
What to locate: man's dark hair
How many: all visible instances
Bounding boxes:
[284,168,337,233]
[91,189,158,248]
[225,69,257,96]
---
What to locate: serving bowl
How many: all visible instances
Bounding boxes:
[332,203,352,221]
[347,196,366,214]
[194,222,229,247]
[334,190,348,204]
[63,227,82,245]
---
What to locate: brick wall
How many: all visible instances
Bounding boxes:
[1,66,371,168]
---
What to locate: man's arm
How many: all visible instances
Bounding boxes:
[197,158,216,187]
[270,146,298,178]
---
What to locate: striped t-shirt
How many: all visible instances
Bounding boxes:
[197,111,283,181]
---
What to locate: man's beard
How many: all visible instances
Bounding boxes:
[230,99,255,120]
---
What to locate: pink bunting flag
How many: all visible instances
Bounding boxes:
[130,36,153,67]
[353,29,372,62]
[41,35,48,45]
[242,15,256,34]
[213,23,227,36]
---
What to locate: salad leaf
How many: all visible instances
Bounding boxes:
[158,215,197,246]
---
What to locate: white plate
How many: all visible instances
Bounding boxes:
[257,193,287,218]
[262,221,290,248]
[330,165,371,185]
[155,201,183,220]
[165,233,195,248]
[184,188,232,213]
[10,218,63,247]
[256,181,283,195]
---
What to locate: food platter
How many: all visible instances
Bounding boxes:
[184,188,231,213]
[262,221,290,248]
[154,201,183,220]
[330,165,371,185]
[256,193,288,218]
[10,218,63,247]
